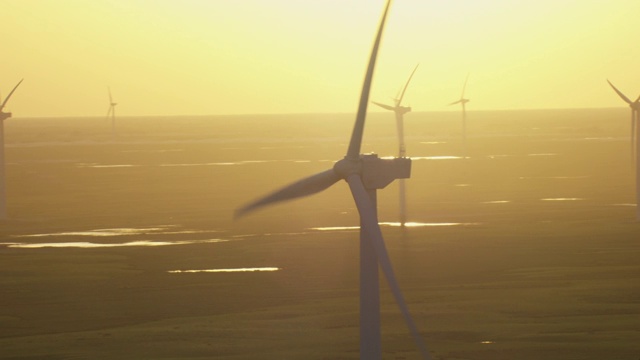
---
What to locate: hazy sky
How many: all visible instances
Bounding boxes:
[3,0,640,117]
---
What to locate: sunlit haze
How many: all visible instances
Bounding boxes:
[3,0,640,117]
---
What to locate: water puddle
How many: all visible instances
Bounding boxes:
[379,222,480,227]
[310,222,480,231]
[541,198,584,201]
[14,226,178,238]
[159,159,310,167]
[7,239,227,249]
[410,156,463,160]
[76,163,139,168]
[168,267,279,273]
[121,149,185,153]
[583,137,615,141]
[310,226,359,231]
[519,176,588,180]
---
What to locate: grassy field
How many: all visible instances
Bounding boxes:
[0,109,638,359]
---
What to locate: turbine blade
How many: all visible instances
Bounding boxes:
[346,174,431,359]
[606,79,632,105]
[108,87,114,104]
[106,106,112,119]
[1,78,24,111]
[460,73,469,99]
[635,94,640,103]
[235,168,341,218]
[346,0,391,160]
[397,63,419,106]
[372,101,395,111]
[449,99,462,106]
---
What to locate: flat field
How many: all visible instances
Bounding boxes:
[0,109,638,359]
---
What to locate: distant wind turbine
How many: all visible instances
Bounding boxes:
[606,79,640,220]
[0,79,24,219]
[606,79,639,160]
[106,87,117,135]
[235,1,431,359]
[449,73,470,158]
[372,63,419,227]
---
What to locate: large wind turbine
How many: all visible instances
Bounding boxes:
[449,73,470,158]
[235,2,431,359]
[372,64,419,227]
[0,79,24,219]
[106,87,117,135]
[606,79,640,220]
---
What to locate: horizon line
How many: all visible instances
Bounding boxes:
[10,106,626,120]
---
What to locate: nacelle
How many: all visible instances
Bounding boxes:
[361,154,411,190]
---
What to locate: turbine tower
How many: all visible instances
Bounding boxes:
[235,2,431,359]
[0,79,24,219]
[449,73,470,158]
[372,63,419,227]
[106,87,117,135]
[606,79,640,220]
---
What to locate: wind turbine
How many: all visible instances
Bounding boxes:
[606,80,639,161]
[0,79,24,219]
[106,87,117,135]
[235,2,431,359]
[372,63,419,227]
[449,73,470,158]
[606,79,640,220]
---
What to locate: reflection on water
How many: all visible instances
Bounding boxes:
[311,226,359,231]
[410,156,462,160]
[311,222,479,231]
[15,226,177,238]
[519,176,588,180]
[77,163,138,168]
[480,341,495,345]
[121,149,185,153]
[483,200,511,204]
[455,184,471,187]
[379,222,480,227]
[419,141,447,145]
[168,267,279,273]
[527,153,557,157]
[541,198,584,201]
[487,154,512,159]
[8,239,227,248]
[159,159,310,167]
[612,203,636,207]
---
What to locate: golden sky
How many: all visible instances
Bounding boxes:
[2,0,640,117]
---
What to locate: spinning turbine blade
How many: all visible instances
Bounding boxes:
[346,174,431,359]
[0,79,24,111]
[372,101,395,111]
[448,99,462,106]
[460,73,469,100]
[607,79,632,104]
[235,169,341,218]
[346,0,391,160]
[108,87,114,104]
[396,64,419,106]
